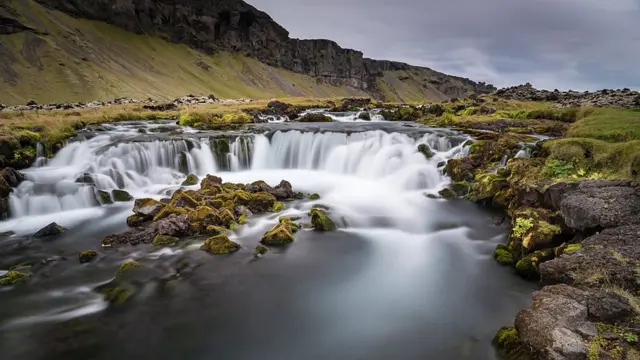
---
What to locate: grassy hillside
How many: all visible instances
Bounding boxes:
[0,0,370,105]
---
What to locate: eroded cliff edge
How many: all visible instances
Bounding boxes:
[28,0,495,99]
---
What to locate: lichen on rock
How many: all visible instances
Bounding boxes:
[200,234,240,255]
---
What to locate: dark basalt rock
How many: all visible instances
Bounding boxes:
[102,214,190,247]
[33,222,66,238]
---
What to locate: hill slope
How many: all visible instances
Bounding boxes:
[0,0,495,105]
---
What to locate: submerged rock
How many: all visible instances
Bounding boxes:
[261,221,295,245]
[112,189,133,202]
[297,113,333,122]
[417,144,434,159]
[33,222,66,238]
[117,261,140,277]
[200,234,240,255]
[96,189,113,204]
[79,250,98,264]
[0,270,30,286]
[310,208,336,231]
[308,193,321,200]
[253,245,269,257]
[152,235,179,246]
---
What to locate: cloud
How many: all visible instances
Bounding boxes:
[247,0,640,90]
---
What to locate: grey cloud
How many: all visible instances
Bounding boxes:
[247,0,640,90]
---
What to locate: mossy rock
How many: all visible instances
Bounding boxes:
[200,234,241,255]
[200,175,223,190]
[117,261,140,277]
[493,327,534,360]
[102,286,133,306]
[444,158,476,182]
[215,208,236,228]
[112,189,133,202]
[153,205,189,222]
[298,113,333,122]
[152,235,179,246]
[133,198,165,218]
[261,222,295,245]
[0,270,30,286]
[169,191,200,209]
[272,201,285,212]
[418,144,435,159]
[469,172,509,202]
[233,189,252,205]
[238,214,248,225]
[511,208,562,252]
[205,225,231,235]
[96,190,113,205]
[181,174,199,186]
[497,167,511,178]
[126,214,148,227]
[247,192,277,213]
[515,249,554,280]
[310,209,336,232]
[358,112,371,121]
[0,230,15,238]
[279,215,301,223]
[493,245,514,265]
[450,181,470,196]
[308,193,321,200]
[254,245,269,257]
[79,250,98,264]
[438,188,457,199]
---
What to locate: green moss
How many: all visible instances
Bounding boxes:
[237,214,248,225]
[254,245,268,257]
[117,260,140,277]
[513,218,534,239]
[279,215,301,223]
[0,270,30,286]
[102,287,133,306]
[152,235,179,246]
[215,208,236,227]
[181,174,199,186]
[308,193,321,200]
[298,113,333,122]
[126,214,148,227]
[96,190,113,205]
[111,189,132,202]
[153,205,189,222]
[417,144,434,159]
[261,222,295,245]
[200,234,241,255]
[494,245,514,265]
[272,201,285,212]
[310,209,336,232]
[78,250,98,263]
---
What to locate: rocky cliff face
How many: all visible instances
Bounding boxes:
[31,0,495,98]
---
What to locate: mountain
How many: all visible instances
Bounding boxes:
[0,0,496,105]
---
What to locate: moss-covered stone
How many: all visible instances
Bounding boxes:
[469,172,509,203]
[132,198,165,218]
[279,215,301,223]
[254,245,268,257]
[96,190,113,204]
[451,181,470,196]
[438,188,457,199]
[116,260,139,277]
[418,144,434,159]
[308,193,321,200]
[515,249,554,280]
[493,327,533,360]
[126,214,148,227]
[493,244,514,265]
[310,209,336,231]
[200,175,223,190]
[444,158,476,182]
[298,113,333,122]
[152,235,179,246]
[153,205,189,222]
[0,270,30,286]
[102,286,133,306]
[112,189,133,202]
[181,174,199,186]
[237,214,248,225]
[272,201,284,212]
[205,225,231,235]
[215,208,236,228]
[261,222,295,245]
[247,192,277,213]
[169,191,200,209]
[79,250,98,264]
[509,207,562,253]
[200,234,240,255]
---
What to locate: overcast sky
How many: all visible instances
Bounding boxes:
[247,0,640,91]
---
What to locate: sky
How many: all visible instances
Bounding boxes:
[247,0,640,91]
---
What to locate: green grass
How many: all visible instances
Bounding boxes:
[567,108,640,142]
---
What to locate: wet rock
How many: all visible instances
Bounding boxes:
[559,180,640,231]
[111,189,133,202]
[358,112,371,121]
[0,167,25,188]
[254,244,269,257]
[126,214,149,227]
[267,100,289,114]
[0,230,15,238]
[261,221,295,245]
[152,235,179,246]
[270,180,295,200]
[74,173,95,185]
[308,193,321,200]
[0,270,30,286]
[132,198,165,218]
[541,225,640,293]
[495,83,640,108]
[200,174,223,189]
[493,244,514,265]
[417,144,434,159]
[200,234,240,255]
[438,188,457,199]
[586,291,634,323]
[103,214,189,246]
[297,113,333,122]
[310,208,336,231]
[117,260,140,277]
[78,250,98,264]
[33,222,66,238]
[96,189,113,204]
[181,174,199,186]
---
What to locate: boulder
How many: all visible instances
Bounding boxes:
[33,222,66,238]
[112,189,133,202]
[261,221,295,245]
[132,198,165,218]
[0,167,25,188]
[79,250,98,264]
[200,234,240,255]
[181,174,199,186]
[102,214,189,247]
[310,208,336,231]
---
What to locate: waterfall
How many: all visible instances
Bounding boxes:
[3,128,467,229]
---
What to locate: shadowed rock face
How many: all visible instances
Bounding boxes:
[32,0,495,97]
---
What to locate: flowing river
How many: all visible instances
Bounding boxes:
[0,115,534,360]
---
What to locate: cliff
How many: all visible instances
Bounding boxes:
[0,0,495,104]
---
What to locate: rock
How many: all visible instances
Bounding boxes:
[96,190,113,204]
[0,230,15,237]
[181,174,199,186]
[0,167,25,188]
[559,180,640,231]
[261,221,295,245]
[308,193,321,200]
[297,113,333,122]
[272,201,284,212]
[417,144,434,159]
[438,188,457,199]
[310,208,336,231]
[267,100,289,113]
[245,192,276,213]
[541,225,640,293]
[358,112,371,121]
[152,235,179,246]
[117,261,140,277]
[515,249,554,280]
[33,222,66,238]
[111,189,133,202]
[132,198,165,218]
[493,244,514,265]
[586,291,634,323]
[126,214,149,227]
[200,234,240,255]
[0,270,30,286]
[74,173,95,185]
[103,214,189,246]
[79,250,98,264]
[200,175,223,189]
[269,180,295,200]
[254,245,268,257]
[495,83,640,108]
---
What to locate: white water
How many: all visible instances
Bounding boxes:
[0,126,468,235]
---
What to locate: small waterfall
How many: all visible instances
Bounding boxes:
[515,148,532,158]
[4,127,466,220]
